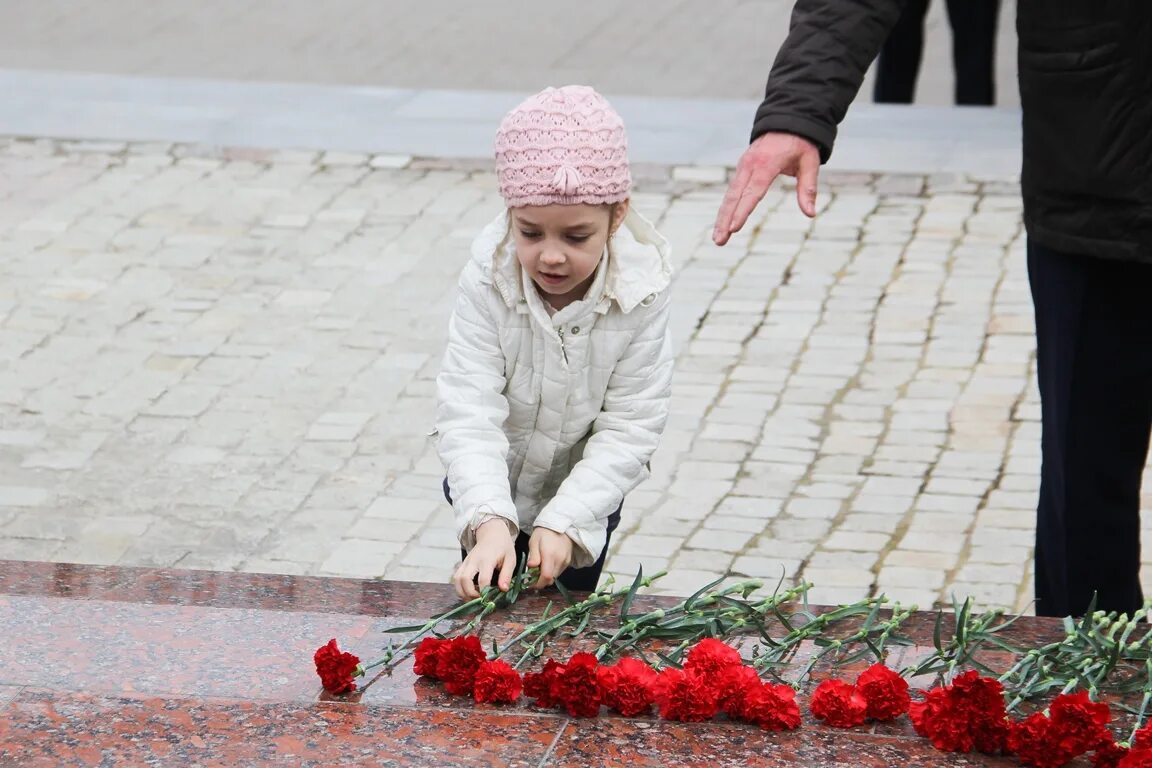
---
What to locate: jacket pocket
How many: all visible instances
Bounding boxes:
[1018,21,1140,202]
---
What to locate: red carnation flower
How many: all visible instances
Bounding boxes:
[654,667,718,722]
[552,652,602,718]
[1048,691,1112,759]
[910,688,971,752]
[436,635,487,696]
[524,659,565,709]
[1134,723,1152,751]
[413,637,448,679]
[953,671,1011,754]
[313,638,362,694]
[855,663,910,721]
[597,657,658,717]
[683,638,743,684]
[1009,712,1066,768]
[1093,740,1129,768]
[1119,748,1152,768]
[716,664,762,719]
[473,659,523,704]
[1119,723,1152,768]
[909,671,1009,754]
[743,682,802,731]
[809,679,867,728]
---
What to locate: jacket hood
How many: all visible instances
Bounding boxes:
[469,206,673,314]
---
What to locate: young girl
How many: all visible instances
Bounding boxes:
[436,85,674,599]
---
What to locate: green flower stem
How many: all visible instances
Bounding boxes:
[377,569,541,673]
[368,566,1152,726]
[495,572,669,665]
[1132,662,1152,742]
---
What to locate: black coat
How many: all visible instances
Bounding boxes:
[751,0,1152,262]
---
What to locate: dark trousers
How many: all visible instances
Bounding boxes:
[873,0,1000,106]
[1029,240,1152,617]
[443,479,622,592]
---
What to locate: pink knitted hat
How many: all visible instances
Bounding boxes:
[494,85,632,208]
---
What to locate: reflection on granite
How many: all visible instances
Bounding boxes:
[549,720,1017,767]
[0,691,560,767]
[0,560,460,617]
[0,560,1112,767]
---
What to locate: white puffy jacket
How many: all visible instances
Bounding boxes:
[436,207,674,568]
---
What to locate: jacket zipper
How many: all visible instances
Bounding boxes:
[557,326,568,365]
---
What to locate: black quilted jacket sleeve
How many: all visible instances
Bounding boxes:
[751,0,908,162]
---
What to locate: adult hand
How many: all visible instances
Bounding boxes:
[712,131,821,245]
[526,527,574,590]
[452,518,516,599]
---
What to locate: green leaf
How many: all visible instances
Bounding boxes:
[771,603,797,634]
[553,579,576,606]
[837,646,875,666]
[383,623,431,634]
[683,575,726,611]
[563,610,593,638]
[863,600,883,633]
[506,553,528,603]
[619,565,644,623]
[1077,593,1099,634]
[967,658,999,676]
[954,597,972,648]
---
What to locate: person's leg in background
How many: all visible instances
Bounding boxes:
[945,0,1000,105]
[873,0,931,103]
[1029,241,1152,617]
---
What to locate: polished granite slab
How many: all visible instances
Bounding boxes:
[0,560,1110,766]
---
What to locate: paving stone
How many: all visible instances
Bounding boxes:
[954,562,1028,584]
[784,498,843,520]
[0,139,1082,606]
[820,531,891,552]
[915,493,983,514]
[850,495,916,516]
[0,430,46,446]
[966,545,1033,565]
[649,568,740,596]
[685,528,753,552]
[882,550,957,573]
[876,566,946,589]
[317,538,406,577]
[670,549,736,572]
[615,534,684,559]
[805,585,874,606]
[712,496,783,519]
[731,555,805,580]
[946,581,1027,612]
[346,517,425,542]
[674,460,739,481]
[903,512,973,535]
[896,532,967,555]
[701,515,769,534]
[165,446,226,465]
[807,550,880,570]
[0,486,51,507]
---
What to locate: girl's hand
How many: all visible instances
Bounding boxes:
[453,519,516,600]
[527,528,574,589]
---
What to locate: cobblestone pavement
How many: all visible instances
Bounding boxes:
[1,0,1020,107]
[2,138,1149,613]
